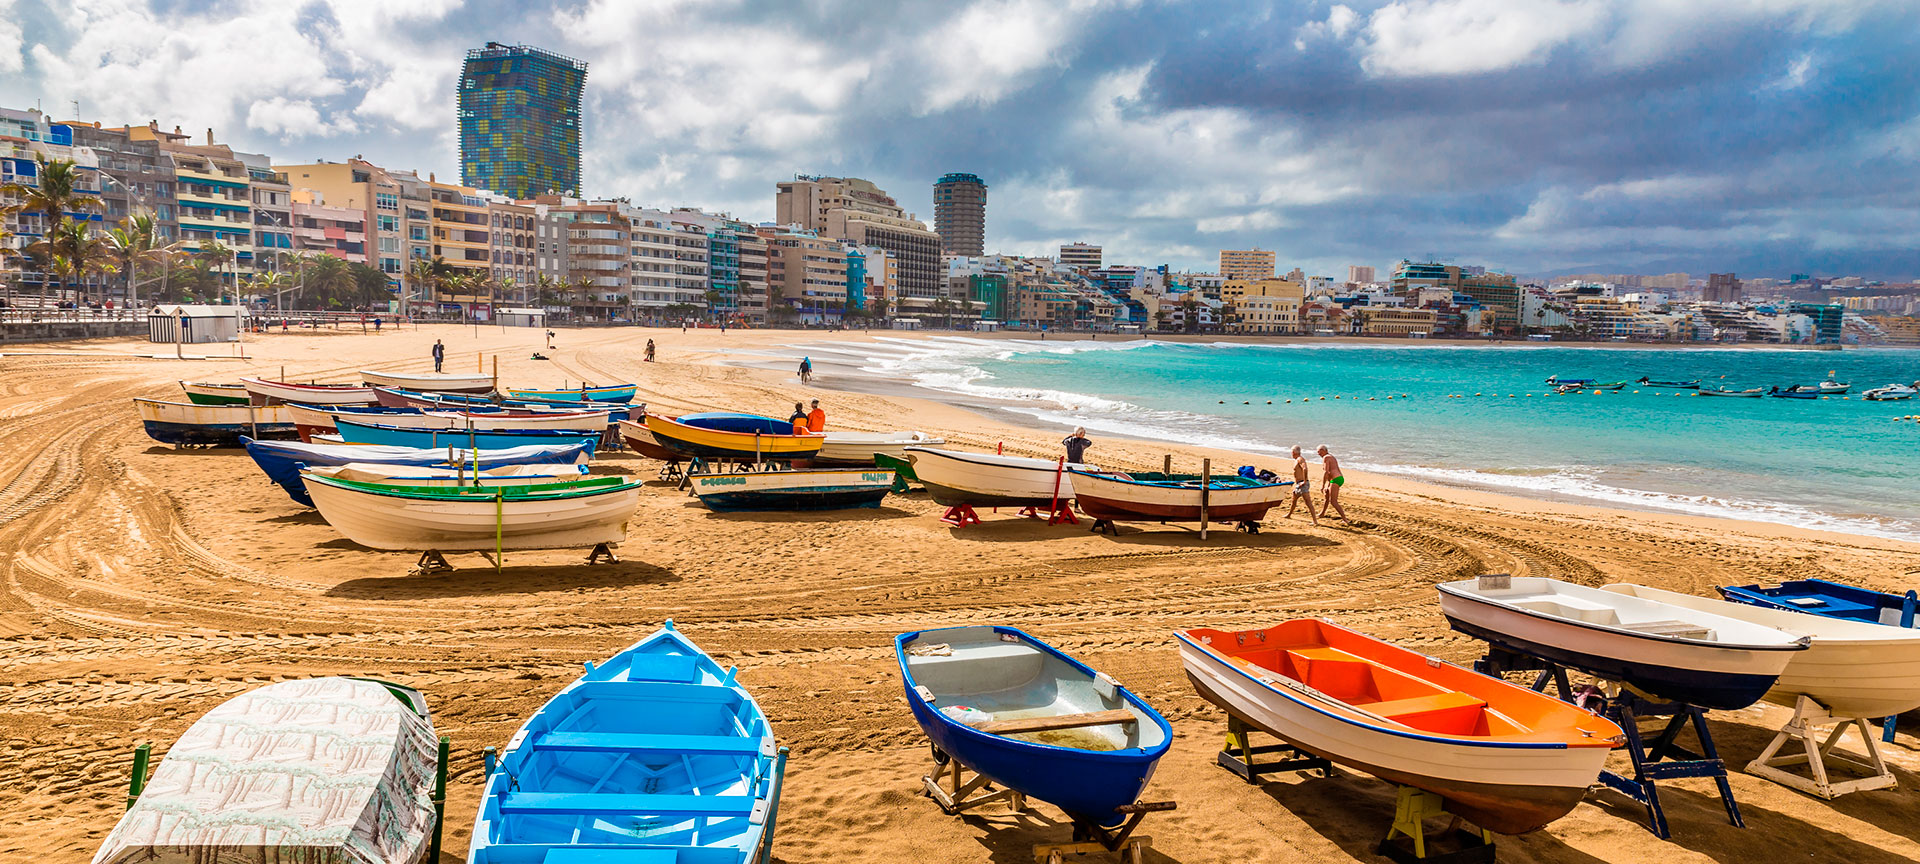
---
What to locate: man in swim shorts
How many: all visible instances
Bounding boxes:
[1285,445,1318,525]
[1317,445,1348,523]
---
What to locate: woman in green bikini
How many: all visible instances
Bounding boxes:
[1317,445,1349,523]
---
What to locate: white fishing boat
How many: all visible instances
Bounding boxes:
[135,398,296,446]
[360,369,498,394]
[1863,383,1917,401]
[92,677,437,864]
[303,461,590,489]
[238,376,377,405]
[305,474,641,552]
[903,447,1087,508]
[288,403,611,435]
[1603,584,1920,719]
[1437,576,1809,710]
[814,430,946,466]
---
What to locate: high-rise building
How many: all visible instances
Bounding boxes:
[458,43,588,200]
[933,172,986,256]
[1059,242,1102,270]
[1390,259,1522,331]
[1704,272,1742,304]
[1219,249,1276,281]
[1346,265,1376,284]
[776,175,941,320]
[760,226,848,324]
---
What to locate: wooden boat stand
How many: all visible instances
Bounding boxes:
[414,551,455,574]
[1032,801,1176,864]
[1378,785,1493,864]
[585,542,619,565]
[1019,502,1078,525]
[1747,694,1896,799]
[940,504,984,527]
[1215,715,1333,783]
[1475,646,1743,839]
[924,745,1025,815]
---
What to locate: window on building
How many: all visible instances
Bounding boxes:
[379,236,400,253]
[381,257,401,274]
[375,193,398,211]
[377,215,398,232]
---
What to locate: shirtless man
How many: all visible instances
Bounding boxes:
[1317,445,1348,522]
[1283,445,1317,524]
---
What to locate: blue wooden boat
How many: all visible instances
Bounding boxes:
[689,468,894,511]
[241,437,595,506]
[1719,579,1918,629]
[470,622,787,864]
[506,383,639,403]
[332,419,601,451]
[376,386,637,415]
[896,625,1171,827]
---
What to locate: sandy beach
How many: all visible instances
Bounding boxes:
[5,322,1920,863]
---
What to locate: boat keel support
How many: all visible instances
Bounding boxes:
[1215,716,1333,783]
[585,543,619,565]
[1747,695,1896,799]
[413,550,454,575]
[923,747,1024,815]
[1033,801,1176,864]
[1017,503,1078,525]
[1377,785,1493,864]
[940,504,983,527]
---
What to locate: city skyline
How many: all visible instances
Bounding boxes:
[2,1,1918,278]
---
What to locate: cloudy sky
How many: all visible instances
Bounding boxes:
[4,0,1918,279]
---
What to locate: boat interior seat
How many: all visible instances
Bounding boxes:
[471,843,683,863]
[1510,597,1621,626]
[528,731,769,757]
[1282,647,1449,705]
[905,640,1042,693]
[498,791,756,817]
[1365,691,1486,721]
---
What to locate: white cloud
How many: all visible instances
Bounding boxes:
[1763,52,1816,91]
[916,0,1098,113]
[0,0,23,75]
[1295,4,1358,49]
[1359,0,1606,78]
[247,97,329,139]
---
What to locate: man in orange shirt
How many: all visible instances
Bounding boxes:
[807,399,826,432]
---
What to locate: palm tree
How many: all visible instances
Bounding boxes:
[304,254,353,308]
[30,219,112,304]
[248,271,284,307]
[348,262,390,309]
[197,238,234,297]
[0,205,21,304]
[406,258,437,311]
[1,154,103,225]
[106,213,158,307]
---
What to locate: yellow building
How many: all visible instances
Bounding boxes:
[1222,278,1304,334]
[1219,248,1276,281]
[1361,307,1438,337]
[1882,316,1920,345]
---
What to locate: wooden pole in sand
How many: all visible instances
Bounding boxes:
[1200,458,1210,540]
[1163,454,1171,476]
[492,355,498,391]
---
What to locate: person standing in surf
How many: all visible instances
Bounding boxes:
[1063,427,1093,464]
[1317,445,1348,523]
[1285,445,1318,525]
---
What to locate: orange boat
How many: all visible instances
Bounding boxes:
[1178,619,1622,835]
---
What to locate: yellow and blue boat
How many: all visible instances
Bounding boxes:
[643,413,822,462]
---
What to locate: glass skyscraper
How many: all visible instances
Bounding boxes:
[458,43,587,199]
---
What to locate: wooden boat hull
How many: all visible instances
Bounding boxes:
[616,419,685,462]
[1069,470,1289,523]
[292,403,610,440]
[1699,389,1763,398]
[1720,578,1917,627]
[643,414,823,461]
[304,462,588,489]
[691,469,894,511]
[360,370,497,394]
[471,623,780,864]
[1606,584,1920,719]
[179,381,249,404]
[1639,380,1700,389]
[334,419,601,451]
[243,437,595,507]
[1438,577,1807,710]
[305,476,638,551]
[1178,632,1610,836]
[92,677,436,864]
[504,384,638,403]
[239,376,378,406]
[814,431,946,466]
[904,447,1084,508]
[136,399,296,446]
[898,625,1171,826]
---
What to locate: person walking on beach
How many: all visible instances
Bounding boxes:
[1062,427,1092,463]
[798,356,813,384]
[1317,445,1348,522]
[431,339,444,372]
[788,402,809,435]
[807,399,826,432]
[1285,445,1318,525]
[644,339,656,362]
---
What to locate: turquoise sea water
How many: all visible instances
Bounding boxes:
[817,338,1920,541]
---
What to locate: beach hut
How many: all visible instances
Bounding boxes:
[497,307,546,328]
[148,304,246,344]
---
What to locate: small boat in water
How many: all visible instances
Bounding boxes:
[93,677,437,864]
[643,413,823,462]
[1544,376,1592,386]
[1816,380,1851,394]
[504,383,638,403]
[135,398,296,446]
[1698,387,1764,398]
[1068,469,1290,527]
[897,625,1171,826]
[333,418,602,451]
[814,430,946,466]
[904,447,1086,509]
[1863,383,1918,401]
[178,380,248,404]
[1177,619,1621,835]
[238,376,377,406]
[690,468,895,511]
[243,437,595,506]
[471,622,785,864]
[306,475,640,551]
[1606,584,1920,719]
[359,369,497,394]
[1589,381,1627,391]
[1635,377,1700,389]
[1720,578,1918,628]
[1437,575,1809,710]
[1769,386,1820,400]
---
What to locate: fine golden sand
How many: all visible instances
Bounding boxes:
[4,323,1919,863]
